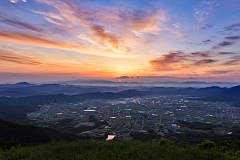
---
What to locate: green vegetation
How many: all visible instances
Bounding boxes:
[0,139,236,160]
[48,116,108,134]
[0,92,128,122]
[1,119,240,159]
[177,120,225,130]
[0,119,104,150]
[132,130,240,146]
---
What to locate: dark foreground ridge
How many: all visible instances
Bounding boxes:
[1,138,240,160]
[0,119,105,150]
[1,119,240,159]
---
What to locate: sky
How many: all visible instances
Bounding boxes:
[0,0,240,83]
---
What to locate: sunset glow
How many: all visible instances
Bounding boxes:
[1,0,240,83]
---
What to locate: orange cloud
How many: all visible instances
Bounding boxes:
[31,0,183,52]
[2,0,187,59]
[0,50,43,65]
[91,25,120,50]
[149,51,237,73]
[0,49,69,69]
[149,51,187,71]
[0,29,94,54]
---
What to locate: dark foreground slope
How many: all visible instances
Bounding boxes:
[1,120,240,159]
[0,92,127,122]
[0,140,231,160]
[0,119,103,150]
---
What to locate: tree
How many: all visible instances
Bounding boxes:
[197,140,216,150]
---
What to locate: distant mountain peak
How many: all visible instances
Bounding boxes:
[14,82,31,85]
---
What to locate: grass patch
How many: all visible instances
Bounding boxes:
[0,140,230,160]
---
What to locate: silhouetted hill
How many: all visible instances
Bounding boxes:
[14,82,32,85]
[182,81,207,84]
[147,86,228,97]
[201,85,240,106]
[0,84,126,97]
[0,92,128,121]
[118,89,153,96]
[0,119,87,150]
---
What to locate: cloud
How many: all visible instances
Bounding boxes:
[206,70,233,74]
[149,51,221,72]
[212,41,235,49]
[193,0,221,23]
[194,2,216,22]
[9,0,27,3]
[218,52,238,55]
[0,29,89,52]
[91,25,127,51]
[0,49,43,65]
[116,76,129,79]
[202,39,212,44]
[30,10,66,26]
[193,59,217,65]
[218,23,240,35]
[2,0,187,61]
[141,76,175,78]
[229,0,240,9]
[196,24,213,31]
[222,55,240,65]
[172,23,180,28]
[149,51,187,71]
[0,13,8,18]
[225,36,240,40]
[163,28,188,37]
[218,41,234,46]
[190,52,211,57]
[151,51,186,64]
[0,28,133,58]
[0,19,46,33]
[197,26,207,31]
[223,23,240,32]
[188,77,198,79]
[30,10,64,21]
[3,0,180,58]
[202,39,211,43]
[0,49,69,68]
[9,0,18,3]
[194,10,210,22]
[31,0,168,52]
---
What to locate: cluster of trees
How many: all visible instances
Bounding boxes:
[0,119,105,150]
[1,138,240,159]
[131,127,240,146]
[48,116,108,134]
[1,118,240,159]
[0,92,130,122]
[176,120,225,130]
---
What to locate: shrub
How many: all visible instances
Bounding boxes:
[197,140,216,150]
